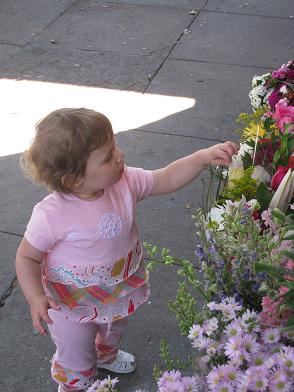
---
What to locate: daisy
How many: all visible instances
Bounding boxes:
[245,365,269,391]
[276,346,294,374]
[225,336,243,360]
[159,380,185,392]
[269,368,292,392]
[241,333,260,358]
[222,364,241,383]
[249,351,275,369]
[207,301,218,311]
[158,370,182,389]
[203,317,219,336]
[241,309,260,333]
[262,328,281,345]
[181,376,199,392]
[212,380,235,392]
[207,366,226,389]
[192,336,211,350]
[224,320,243,338]
[188,324,203,341]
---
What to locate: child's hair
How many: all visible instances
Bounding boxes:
[21,108,113,193]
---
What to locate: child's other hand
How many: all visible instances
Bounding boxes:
[204,141,239,166]
[29,294,60,336]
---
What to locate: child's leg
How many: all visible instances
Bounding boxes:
[48,309,98,391]
[95,317,128,364]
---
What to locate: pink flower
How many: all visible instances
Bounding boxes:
[272,69,287,79]
[286,259,294,271]
[268,90,282,110]
[272,99,294,132]
[270,166,290,190]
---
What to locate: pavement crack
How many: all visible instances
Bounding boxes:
[202,8,294,20]
[0,276,17,308]
[142,1,209,93]
[135,129,226,143]
[0,230,23,237]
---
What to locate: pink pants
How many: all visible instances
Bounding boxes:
[48,309,128,390]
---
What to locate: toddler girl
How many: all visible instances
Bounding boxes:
[15,107,238,392]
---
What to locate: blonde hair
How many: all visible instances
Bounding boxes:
[21,108,113,192]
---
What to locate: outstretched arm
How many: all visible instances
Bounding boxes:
[150,141,238,196]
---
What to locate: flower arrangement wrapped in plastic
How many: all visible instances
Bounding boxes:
[226,60,294,214]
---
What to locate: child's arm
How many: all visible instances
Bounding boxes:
[151,141,238,196]
[15,238,60,336]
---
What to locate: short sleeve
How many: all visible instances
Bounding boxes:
[125,167,154,201]
[24,204,56,252]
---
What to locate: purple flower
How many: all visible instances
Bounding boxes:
[269,368,292,392]
[275,346,294,375]
[245,365,269,391]
[181,376,199,391]
[262,328,281,345]
[249,351,275,369]
[159,380,186,392]
[211,380,235,392]
[268,90,282,110]
[158,370,182,389]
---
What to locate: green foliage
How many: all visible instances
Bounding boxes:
[219,167,257,202]
[167,282,198,336]
[256,182,274,211]
[152,339,192,380]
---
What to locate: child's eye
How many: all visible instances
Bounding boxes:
[104,152,113,163]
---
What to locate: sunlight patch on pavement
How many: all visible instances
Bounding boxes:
[1,79,195,157]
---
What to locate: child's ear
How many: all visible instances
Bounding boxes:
[61,174,82,191]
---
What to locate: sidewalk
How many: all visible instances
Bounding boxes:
[0,1,293,391]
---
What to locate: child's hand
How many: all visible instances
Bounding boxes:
[29,294,60,336]
[203,141,239,166]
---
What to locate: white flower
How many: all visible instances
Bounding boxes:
[208,206,225,229]
[251,165,271,184]
[269,169,294,212]
[207,301,218,311]
[262,328,281,344]
[280,85,288,94]
[238,142,253,158]
[246,199,260,211]
[203,317,219,336]
[188,324,203,340]
[192,336,211,350]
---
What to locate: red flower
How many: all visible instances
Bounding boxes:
[252,210,260,220]
[255,138,280,166]
[270,166,290,191]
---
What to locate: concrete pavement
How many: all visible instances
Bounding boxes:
[0,1,293,391]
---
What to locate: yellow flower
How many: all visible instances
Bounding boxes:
[242,122,265,141]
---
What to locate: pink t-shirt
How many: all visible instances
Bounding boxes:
[25,167,154,323]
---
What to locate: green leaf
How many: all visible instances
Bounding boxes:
[271,208,286,221]
[256,182,273,210]
[283,230,294,240]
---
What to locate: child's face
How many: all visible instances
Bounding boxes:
[73,136,125,199]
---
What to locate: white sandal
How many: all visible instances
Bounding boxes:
[97,349,136,374]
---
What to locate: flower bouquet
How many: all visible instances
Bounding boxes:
[223,60,294,214]
[142,60,294,392]
[86,60,294,392]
